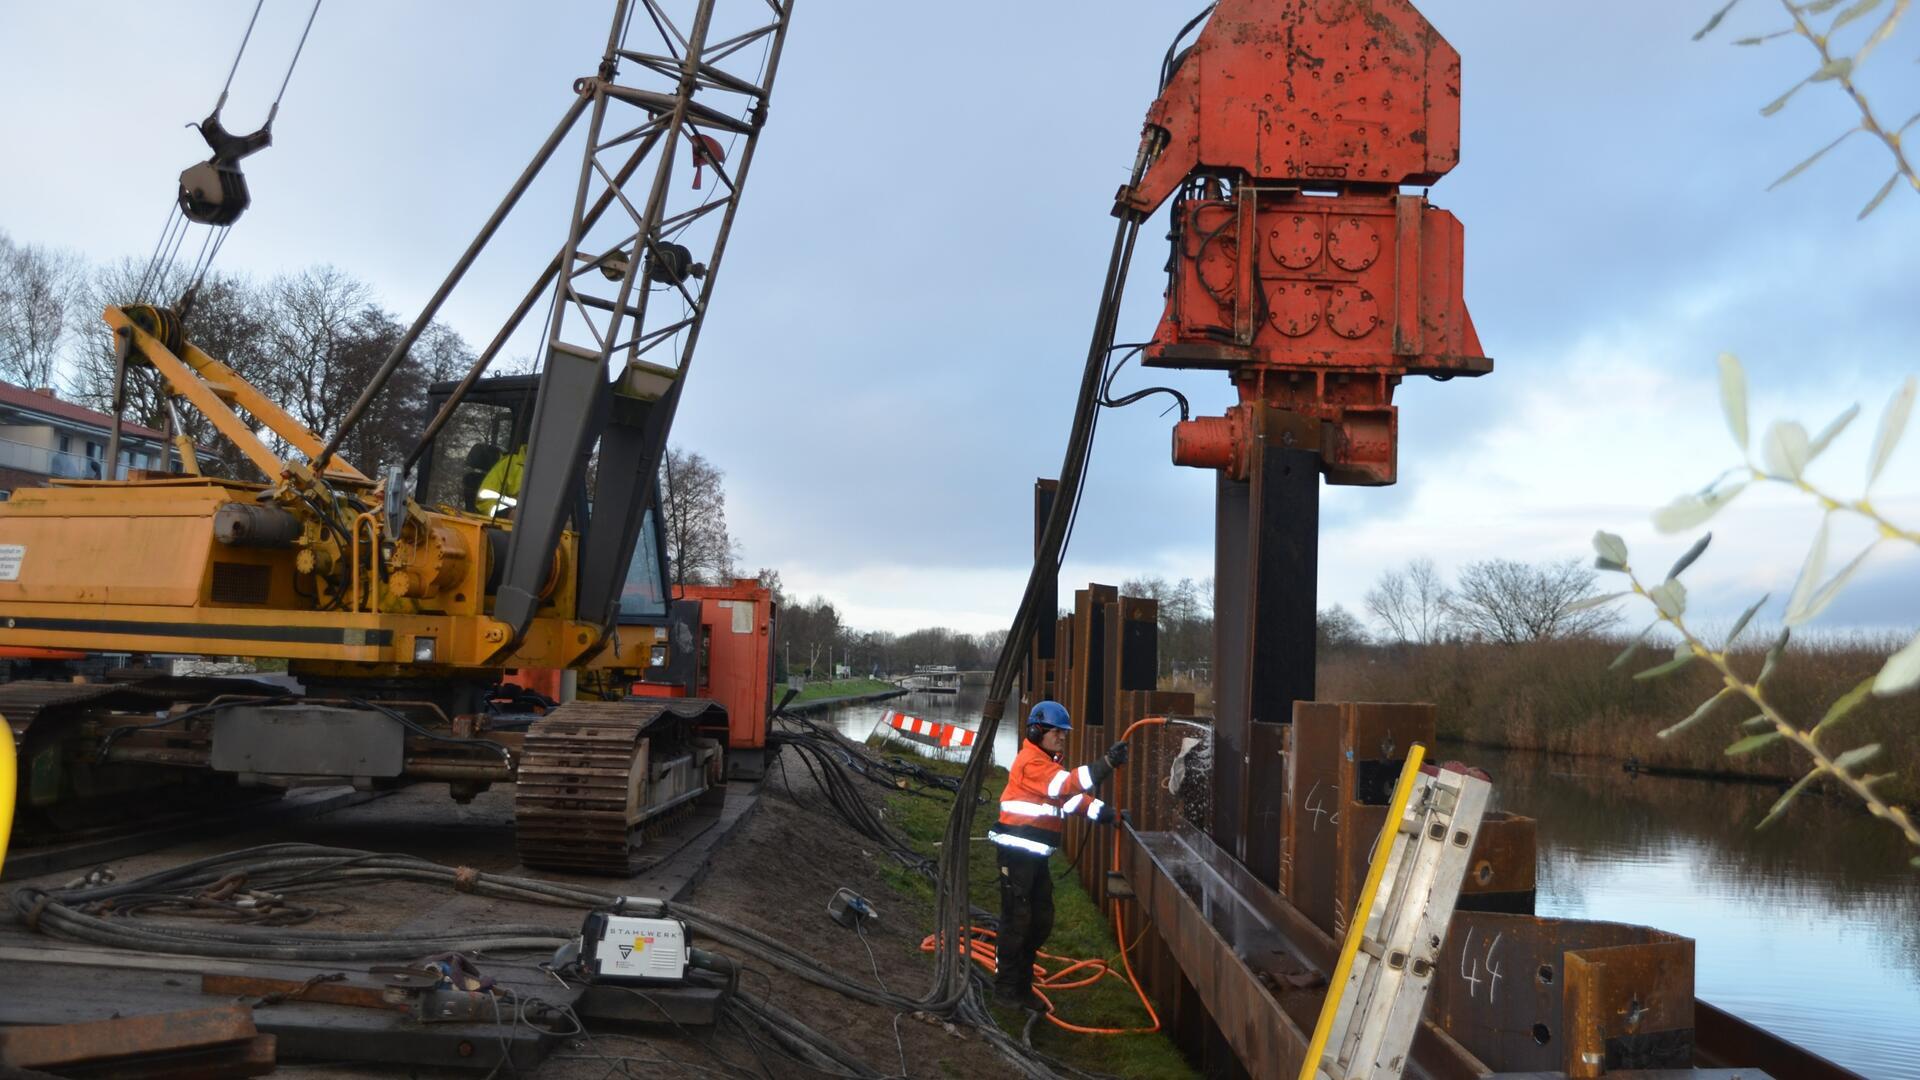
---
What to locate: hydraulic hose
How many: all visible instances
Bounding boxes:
[930,206,1144,1012]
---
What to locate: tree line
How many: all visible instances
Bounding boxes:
[0,230,477,478]
[751,568,1008,679]
[1,229,748,588]
[1115,554,1618,680]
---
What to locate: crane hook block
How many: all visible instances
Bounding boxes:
[178,110,274,227]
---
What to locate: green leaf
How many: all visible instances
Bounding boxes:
[1610,622,1658,670]
[1758,767,1823,830]
[1817,676,1879,733]
[1725,593,1770,649]
[1592,531,1629,569]
[1650,579,1688,619]
[1769,127,1863,190]
[1568,591,1626,612]
[1763,419,1811,479]
[1803,0,1849,13]
[1832,743,1883,772]
[1867,376,1915,490]
[1638,644,1697,682]
[1830,0,1888,34]
[1785,516,1831,624]
[1654,481,1749,534]
[1717,353,1748,451]
[1807,403,1860,460]
[1666,534,1713,581]
[1758,627,1793,686]
[1872,628,1920,696]
[1792,541,1881,626]
[1741,715,1773,732]
[1659,686,1732,737]
[1726,731,1783,756]
[1859,171,1901,219]
[1694,0,1743,39]
[1810,56,1855,81]
[1733,29,1794,44]
[1762,77,1811,116]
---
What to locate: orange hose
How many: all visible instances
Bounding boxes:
[1105,716,1168,1034]
[927,715,1173,1037]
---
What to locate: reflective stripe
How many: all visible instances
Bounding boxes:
[999,799,1059,818]
[1046,770,1073,798]
[1061,794,1085,814]
[1076,765,1093,791]
[987,830,1054,856]
[1085,798,1106,821]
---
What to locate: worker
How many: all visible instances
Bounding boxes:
[476,444,526,519]
[988,700,1129,1012]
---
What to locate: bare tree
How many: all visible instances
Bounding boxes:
[1317,604,1369,651]
[659,446,738,586]
[1448,557,1620,644]
[0,232,84,389]
[265,266,374,455]
[778,594,842,676]
[69,261,280,479]
[1122,573,1214,677]
[753,567,787,607]
[1365,557,1454,643]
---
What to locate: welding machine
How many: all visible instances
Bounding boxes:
[578,909,690,985]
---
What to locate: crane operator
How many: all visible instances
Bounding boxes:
[987,700,1129,1012]
[476,445,525,519]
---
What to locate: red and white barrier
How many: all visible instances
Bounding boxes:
[883,710,977,750]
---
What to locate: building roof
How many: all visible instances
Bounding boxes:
[0,381,167,442]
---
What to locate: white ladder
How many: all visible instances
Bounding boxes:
[1302,743,1492,1080]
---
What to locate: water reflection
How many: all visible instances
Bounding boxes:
[1472,746,1919,1080]
[822,676,1020,768]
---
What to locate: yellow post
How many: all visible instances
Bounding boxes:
[0,716,15,873]
[1298,741,1428,1080]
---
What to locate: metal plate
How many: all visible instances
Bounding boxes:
[211,705,404,778]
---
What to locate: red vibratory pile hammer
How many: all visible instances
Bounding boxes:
[1117,0,1490,486]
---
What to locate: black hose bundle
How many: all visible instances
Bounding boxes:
[924,187,1147,1022]
[767,727,934,878]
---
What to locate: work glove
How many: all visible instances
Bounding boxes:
[1092,803,1118,826]
[1104,741,1130,768]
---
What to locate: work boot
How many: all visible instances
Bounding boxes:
[993,982,1049,1014]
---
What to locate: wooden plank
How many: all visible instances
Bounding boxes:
[0,1005,256,1068]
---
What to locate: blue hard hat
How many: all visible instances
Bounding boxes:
[1028,701,1072,731]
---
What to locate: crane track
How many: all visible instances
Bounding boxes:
[512,698,725,875]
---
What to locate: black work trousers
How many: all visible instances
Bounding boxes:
[994,846,1054,997]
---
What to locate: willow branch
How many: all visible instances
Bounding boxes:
[1780,0,1919,198]
[1625,566,1920,852]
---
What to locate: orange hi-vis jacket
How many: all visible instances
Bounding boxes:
[987,739,1114,858]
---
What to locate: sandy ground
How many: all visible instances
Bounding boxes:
[2,753,1012,1079]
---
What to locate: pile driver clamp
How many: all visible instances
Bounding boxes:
[0,0,791,874]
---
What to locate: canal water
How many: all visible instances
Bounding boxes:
[827,683,1918,1079]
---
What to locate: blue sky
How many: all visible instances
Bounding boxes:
[1,1,1914,635]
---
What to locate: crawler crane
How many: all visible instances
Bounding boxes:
[0,0,791,874]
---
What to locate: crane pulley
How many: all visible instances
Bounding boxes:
[177,110,274,228]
